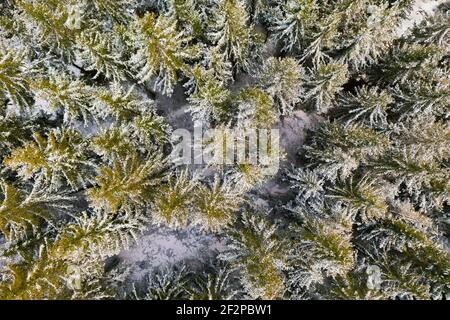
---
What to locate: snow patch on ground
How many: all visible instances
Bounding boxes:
[277,110,320,164]
[155,84,193,131]
[255,110,321,200]
[119,226,226,281]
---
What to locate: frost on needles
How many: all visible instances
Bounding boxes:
[0,0,449,300]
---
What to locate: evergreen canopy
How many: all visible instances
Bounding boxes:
[0,0,448,300]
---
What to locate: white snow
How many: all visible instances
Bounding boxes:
[119,226,226,281]
[395,0,446,37]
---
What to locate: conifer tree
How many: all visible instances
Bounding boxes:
[30,75,94,124]
[165,0,204,36]
[132,112,171,146]
[0,115,32,158]
[287,204,355,297]
[328,176,388,221]
[335,86,393,126]
[305,122,389,180]
[305,62,348,113]
[395,117,449,162]
[0,179,72,241]
[0,48,33,109]
[140,265,189,300]
[87,152,167,214]
[237,87,278,128]
[271,0,323,53]
[91,126,136,160]
[392,69,450,119]
[189,262,238,299]
[14,0,78,57]
[92,84,150,122]
[360,202,450,299]
[151,169,198,228]
[187,66,232,123]
[4,129,92,190]
[208,0,261,73]
[221,211,286,299]
[76,30,129,82]
[287,168,324,202]
[132,12,199,95]
[193,175,242,232]
[88,0,133,23]
[258,57,303,116]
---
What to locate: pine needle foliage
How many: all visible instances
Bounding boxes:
[132,12,199,95]
[4,128,92,190]
[0,0,449,301]
[221,211,286,299]
[87,152,167,214]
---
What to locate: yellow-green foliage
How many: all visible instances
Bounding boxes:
[193,176,241,232]
[0,0,448,301]
[87,152,166,214]
[258,57,303,115]
[300,218,355,272]
[15,0,77,52]
[306,62,348,112]
[132,113,170,146]
[4,129,90,189]
[188,66,231,122]
[93,84,143,121]
[238,88,278,128]
[307,122,390,179]
[288,209,355,291]
[76,30,128,81]
[0,116,32,158]
[209,0,258,71]
[30,75,93,123]
[133,12,199,95]
[0,182,68,240]
[363,203,450,298]
[0,48,31,108]
[328,176,388,220]
[0,210,145,299]
[167,0,203,36]
[89,0,132,23]
[151,170,197,228]
[224,212,286,299]
[91,126,135,160]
